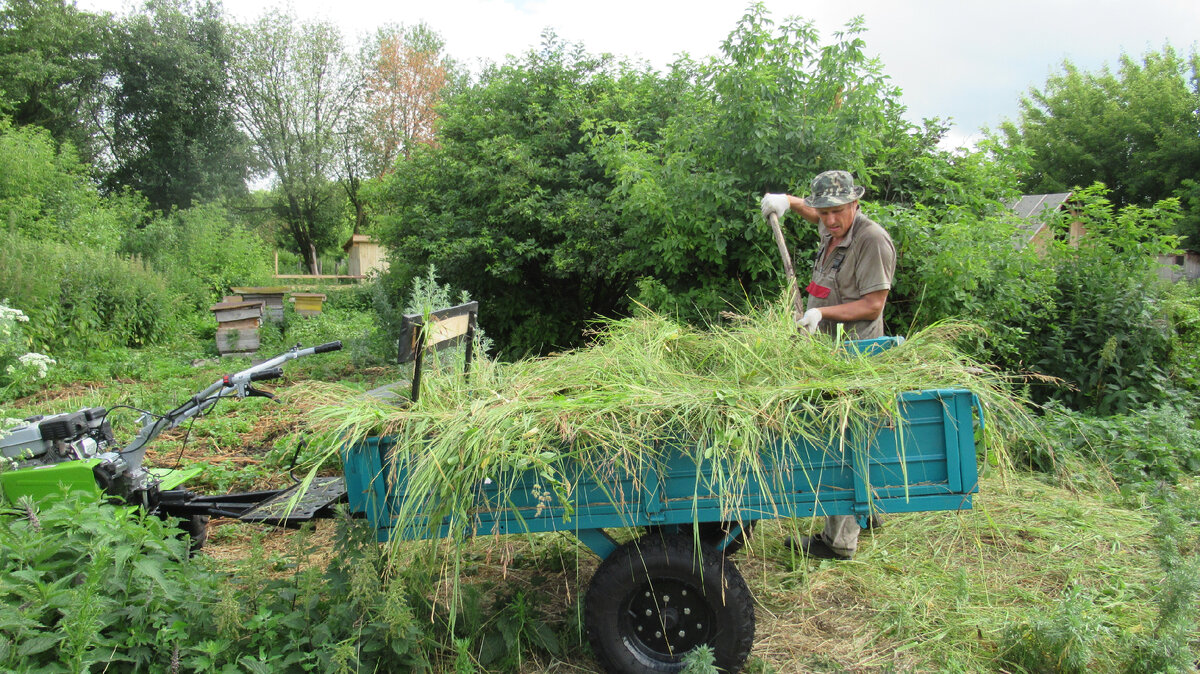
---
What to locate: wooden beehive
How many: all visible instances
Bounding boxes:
[289,292,327,316]
[230,286,288,322]
[210,298,263,357]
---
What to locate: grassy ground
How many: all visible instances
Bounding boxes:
[3,346,1196,673]
[421,469,1172,673]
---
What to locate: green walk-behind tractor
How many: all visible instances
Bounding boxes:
[0,341,348,550]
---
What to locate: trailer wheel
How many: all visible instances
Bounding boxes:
[585,533,755,673]
[645,520,756,555]
[696,520,756,555]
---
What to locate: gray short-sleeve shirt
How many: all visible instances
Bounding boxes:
[805,210,896,339]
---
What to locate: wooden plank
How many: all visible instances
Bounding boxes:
[216,317,260,330]
[212,306,263,323]
[427,313,471,344]
[231,286,289,294]
[209,300,263,312]
[398,301,478,363]
[273,274,365,280]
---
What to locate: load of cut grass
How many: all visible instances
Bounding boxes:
[297,302,1035,546]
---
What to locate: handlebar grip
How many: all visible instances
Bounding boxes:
[250,367,284,382]
[314,340,343,354]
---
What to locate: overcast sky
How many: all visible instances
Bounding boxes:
[81,0,1200,149]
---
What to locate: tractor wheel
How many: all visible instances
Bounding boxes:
[584,532,755,673]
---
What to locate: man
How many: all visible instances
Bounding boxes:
[760,169,897,560]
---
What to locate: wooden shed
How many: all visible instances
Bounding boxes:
[1007,192,1086,251]
[343,234,389,278]
[1157,250,1200,282]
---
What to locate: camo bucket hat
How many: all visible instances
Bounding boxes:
[807,170,865,208]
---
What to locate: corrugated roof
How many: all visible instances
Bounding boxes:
[1007,193,1072,219]
[1006,192,1073,243]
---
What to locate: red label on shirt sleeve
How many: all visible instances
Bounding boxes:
[806,281,831,299]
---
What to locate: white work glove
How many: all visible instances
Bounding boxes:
[760,193,789,220]
[797,308,822,334]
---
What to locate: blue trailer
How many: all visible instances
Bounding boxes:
[338,307,983,674]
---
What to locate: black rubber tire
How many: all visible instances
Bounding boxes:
[645,520,756,555]
[695,520,756,555]
[585,532,755,673]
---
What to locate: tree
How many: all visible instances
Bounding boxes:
[102,0,249,211]
[1002,45,1200,246]
[0,117,147,248]
[362,22,449,171]
[371,32,671,355]
[229,9,358,273]
[339,23,450,234]
[589,10,930,317]
[0,0,109,159]
[370,8,949,356]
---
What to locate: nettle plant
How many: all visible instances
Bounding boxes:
[0,302,55,400]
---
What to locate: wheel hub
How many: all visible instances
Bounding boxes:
[624,578,714,657]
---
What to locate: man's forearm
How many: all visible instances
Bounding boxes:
[788,195,819,223]
[815,289,889,323]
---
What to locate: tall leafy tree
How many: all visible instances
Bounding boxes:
[229,9,358,272]
[372,31,671,355]
[1002,45,1200,245]
[103,0,249,211]
[339,22,450,233]
[0,0,109,159]
[590,10,920,315]
[362,22,449,171]
[371,8,947,356]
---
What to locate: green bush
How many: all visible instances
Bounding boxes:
[1024,188,1182,413]
[0,230,179,354]
[0,119,146,248]
[0,490,445,672]
[893,184,1186,415]
[1020,402,1200,489]
[1162,280,1200,395]
[999,584,1111,674]
[883,202,1054,366]
[0,491,225,673]
[1122,494,1200,674]
[123,202,274,311]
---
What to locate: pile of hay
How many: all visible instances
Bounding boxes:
[298,303,1032,539]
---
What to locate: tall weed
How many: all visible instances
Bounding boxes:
[0,230,179,354]
[999,584,1111,674]
[1122,494,1200,674]
[122,202,274,310]
[1022,402,1200,490]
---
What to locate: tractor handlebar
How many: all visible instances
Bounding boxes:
[124,342,342,457]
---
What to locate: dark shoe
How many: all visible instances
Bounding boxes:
[785,534,852,560]
[864,513,884,532]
